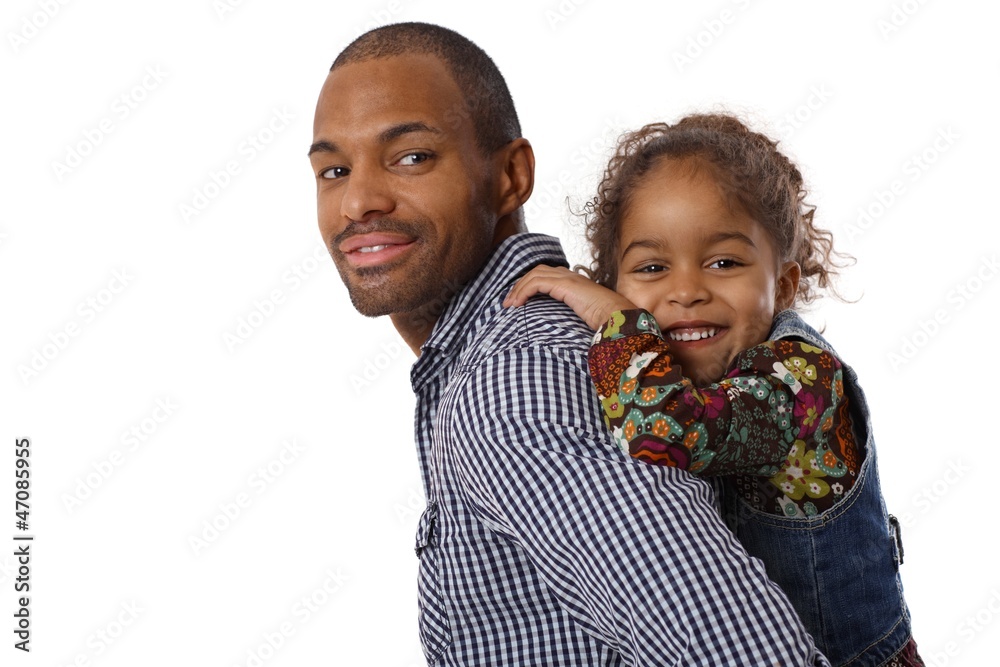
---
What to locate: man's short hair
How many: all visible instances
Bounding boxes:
[332,22,521,154]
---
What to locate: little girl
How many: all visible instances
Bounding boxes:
[505,114,921,666]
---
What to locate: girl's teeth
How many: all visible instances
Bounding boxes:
[669,328,717,342]
[358,245,390,253]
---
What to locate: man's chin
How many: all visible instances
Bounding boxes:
[347,291,405,318]
[346,283,441,321]
[336,265,406,317]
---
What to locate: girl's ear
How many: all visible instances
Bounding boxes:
[775,261,801,313]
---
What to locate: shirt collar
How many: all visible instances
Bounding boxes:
[410,233,568,385]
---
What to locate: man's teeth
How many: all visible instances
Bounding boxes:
[669,328,717,342]
[358,244,392,253]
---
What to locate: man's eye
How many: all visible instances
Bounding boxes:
[320,166,350,179]
[397,152,431,166]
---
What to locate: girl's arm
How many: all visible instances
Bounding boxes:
[505,266,848,477]
[503,264,636,329]
[591,308,846,477]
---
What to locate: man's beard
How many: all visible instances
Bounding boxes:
[340,259,449,318]
[331,216,494,321]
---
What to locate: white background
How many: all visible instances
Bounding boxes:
[3,0,997,665]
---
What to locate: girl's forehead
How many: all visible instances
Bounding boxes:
[618,217,766,256]
[639,154,716,185]
[627,162,742,223]
[628,157,769,225]
[619,168,778,258]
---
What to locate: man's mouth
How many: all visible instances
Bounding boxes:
[339,232,415,254]
[339,233,417,268]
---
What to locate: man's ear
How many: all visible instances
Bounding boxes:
[494,138,534,227]
[775,261,801,313]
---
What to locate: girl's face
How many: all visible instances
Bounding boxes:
[615,159,799,385]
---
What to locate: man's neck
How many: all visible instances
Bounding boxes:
[391,220,526,356]
[390,307,440,357]
[389,276,467,355]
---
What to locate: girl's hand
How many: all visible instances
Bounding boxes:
[503,265,637,330]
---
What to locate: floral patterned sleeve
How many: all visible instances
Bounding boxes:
[588,309,855,484]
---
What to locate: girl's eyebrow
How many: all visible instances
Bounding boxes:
[620,230,757,261]
[707,231,757,248]
[620,238,664,261]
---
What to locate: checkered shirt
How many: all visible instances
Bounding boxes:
[409,233,829,666]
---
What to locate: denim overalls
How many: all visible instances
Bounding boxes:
[720,309,913,665]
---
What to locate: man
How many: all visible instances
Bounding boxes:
[310,22,828,666]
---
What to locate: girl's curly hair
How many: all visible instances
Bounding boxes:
[583,113,850,306]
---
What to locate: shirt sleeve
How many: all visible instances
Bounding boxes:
[589,309,847,478]
[451,342,829,666]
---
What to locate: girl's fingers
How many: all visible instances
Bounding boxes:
[505,266,637,329]
[505,266,572,306]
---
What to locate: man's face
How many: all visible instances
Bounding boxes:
[310,54,499,320]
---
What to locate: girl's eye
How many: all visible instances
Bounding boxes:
[397,152,431,166]
[635,264,666,274]
[709,258,741,270]
[320,166,350,180]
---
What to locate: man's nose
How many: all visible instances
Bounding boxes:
[340,163,394,222]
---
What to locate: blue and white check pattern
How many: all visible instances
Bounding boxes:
[410,233,829,666]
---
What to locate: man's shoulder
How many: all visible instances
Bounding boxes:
[448,294,620,459]
[461,295,594,369]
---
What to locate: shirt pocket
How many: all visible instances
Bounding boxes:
[414,501,452,663]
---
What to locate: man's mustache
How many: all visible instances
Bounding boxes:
[332,218,427,250]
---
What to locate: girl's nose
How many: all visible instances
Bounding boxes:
[665,266,710,307]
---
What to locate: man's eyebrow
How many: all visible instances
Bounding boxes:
[307,140,338,157]
[308,122,444,157]
[377,121,444,144]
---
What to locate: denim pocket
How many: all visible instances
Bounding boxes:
[414,502,452,663]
